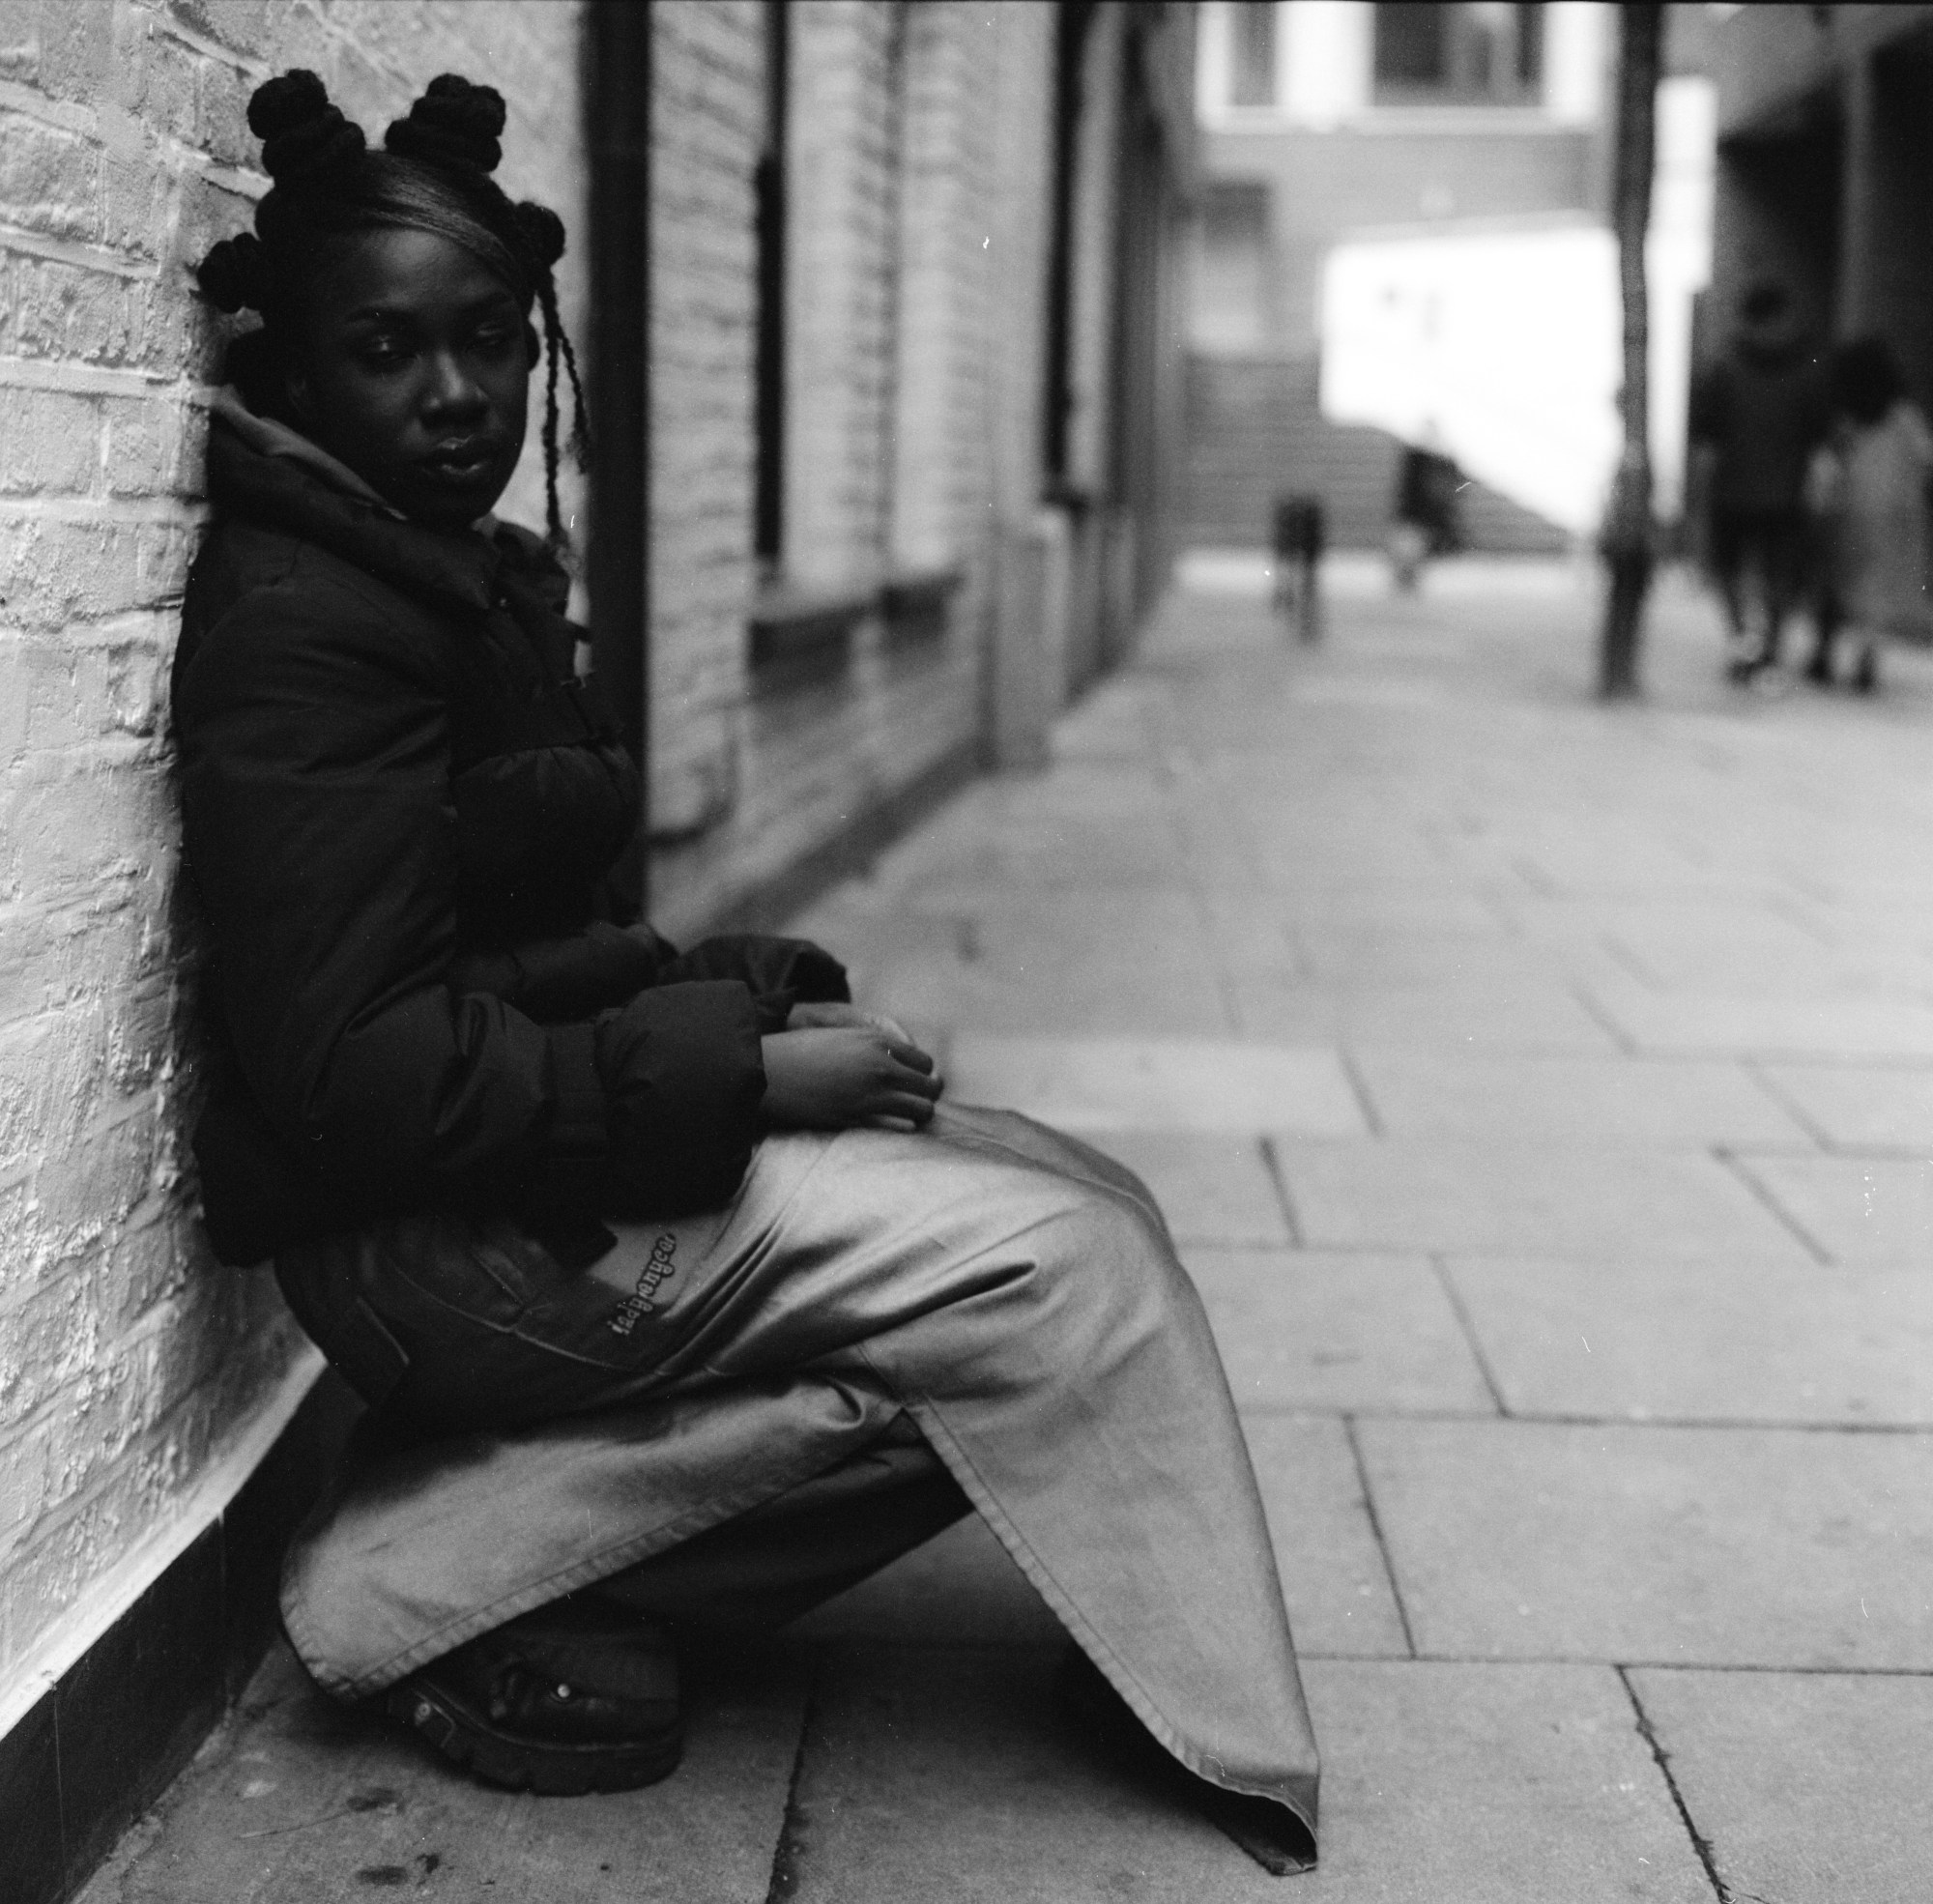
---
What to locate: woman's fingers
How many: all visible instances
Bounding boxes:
[885,1038,936,1075]
[883,1055,942,1100]
[873,1092,938,1128]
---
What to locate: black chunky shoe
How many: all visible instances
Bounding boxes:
[385,1602,681,1795]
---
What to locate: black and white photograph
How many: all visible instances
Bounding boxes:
[1,4,1930,1899]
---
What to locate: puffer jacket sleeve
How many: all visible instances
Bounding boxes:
[652,934,851,1031]
[174,565,766,1225]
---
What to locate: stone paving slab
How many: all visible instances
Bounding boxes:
[865,955,1239,1039]
[946,1036,1367,1136]
[784,1646,1289,1903]
[1186,1248,1494,1414]
[1231,976,1623,1052]
[75,1640,805,1904]
[1289,1660,1713,1903]
[1270,1135,1817,1261]
[1348,1050,1808,1145]
[1601,923,1933,1000]
[1446,1252,1933,1426]
[1628,1667,1933,1904]
[787,1652,1713,1903]
[1240,1415,1410,1659]
[1757,1060,1933,1148]
[1586,986,1933,1058]
[1283,923,1541,985]
[1069,1131,1291,1245]
[1355,1419,1933,1668]
[1730,1151,1933,1263]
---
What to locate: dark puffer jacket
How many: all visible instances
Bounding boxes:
[173,417,847,1269]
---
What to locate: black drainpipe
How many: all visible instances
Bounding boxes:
[586,0,652,910]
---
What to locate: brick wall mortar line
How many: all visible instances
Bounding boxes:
[0,227,160,279]
[0,77,97,135]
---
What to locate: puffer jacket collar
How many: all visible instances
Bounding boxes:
[204,405,529,620]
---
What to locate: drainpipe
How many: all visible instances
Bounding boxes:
[586,0,652,909]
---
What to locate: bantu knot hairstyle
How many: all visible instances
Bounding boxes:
[385,72,505,174]
[251,69,367,189]
[194,69,591,553]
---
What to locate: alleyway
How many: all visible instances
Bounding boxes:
[87,563,1933,1901]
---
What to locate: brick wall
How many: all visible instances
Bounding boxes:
[649,0,1044,937]
[0,0,588,1715]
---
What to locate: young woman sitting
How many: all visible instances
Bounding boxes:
[176,69,1319,1871]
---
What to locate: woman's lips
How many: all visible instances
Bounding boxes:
[419,441,502,482]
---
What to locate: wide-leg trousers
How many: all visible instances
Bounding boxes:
[274,1105,1320,1851]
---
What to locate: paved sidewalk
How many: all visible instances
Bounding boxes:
[87,562,1933,1900]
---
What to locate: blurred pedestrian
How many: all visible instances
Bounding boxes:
[1271,491,1325,641]
[1688,281,1830,685]
[1388,443,1461,592]
[1804,336,1933,692]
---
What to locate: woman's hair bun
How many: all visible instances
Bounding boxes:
[246,70,366,188]
[195,230,270,313]
[511,201,565,272]
[385,73,507,175]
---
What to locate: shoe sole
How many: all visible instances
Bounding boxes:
[385,1681,682,1796]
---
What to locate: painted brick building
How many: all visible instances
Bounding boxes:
[0,3,1195,1893]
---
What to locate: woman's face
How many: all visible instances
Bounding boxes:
[287,226,530,533]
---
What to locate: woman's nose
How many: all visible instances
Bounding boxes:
[421,351,487,417]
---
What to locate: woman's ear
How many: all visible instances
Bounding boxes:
[524,321,541,369]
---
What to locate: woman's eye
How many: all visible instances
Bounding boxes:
[358,340,412,370]
[474,325,518,353]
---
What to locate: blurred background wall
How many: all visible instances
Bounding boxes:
[1708,3,1933,415]
[1180,0,1718,554]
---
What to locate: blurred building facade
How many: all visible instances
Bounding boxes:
[1183,1,1716,552]
[0,3,1194,1890]
[640,0,1197,937]
[1706,4,1933,407]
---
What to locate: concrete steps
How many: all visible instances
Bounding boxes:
[1182,354,1573,555]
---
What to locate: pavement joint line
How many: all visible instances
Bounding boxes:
[1567,981,1641,1053]
[1508,853,1561,898]
[1255,1136,1304,1247]
[1710,1145,1835,1267]
[1735,1057,1832,1149]
[1597,929,1662,989]
[1617,1665,1733,1903]
[761,1662,820,1904]
[1763,1051,1933,1071]
[1190,1234,1906,1266]
[1333,1044,1385,1137]
[1342,1413,1418,1659]
[1427,1255,1510,1417]
[1237,1402,1933,1434]
[1296,1653,1933,1675]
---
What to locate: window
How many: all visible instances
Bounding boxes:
[1373,2,1544,104]
[1228,2,1278,110]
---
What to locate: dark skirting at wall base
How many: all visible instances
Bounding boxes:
[1,1367,362,1904]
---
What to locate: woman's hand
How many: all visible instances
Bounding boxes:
[786,999,915,1043]
[761,1026,943,1130]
